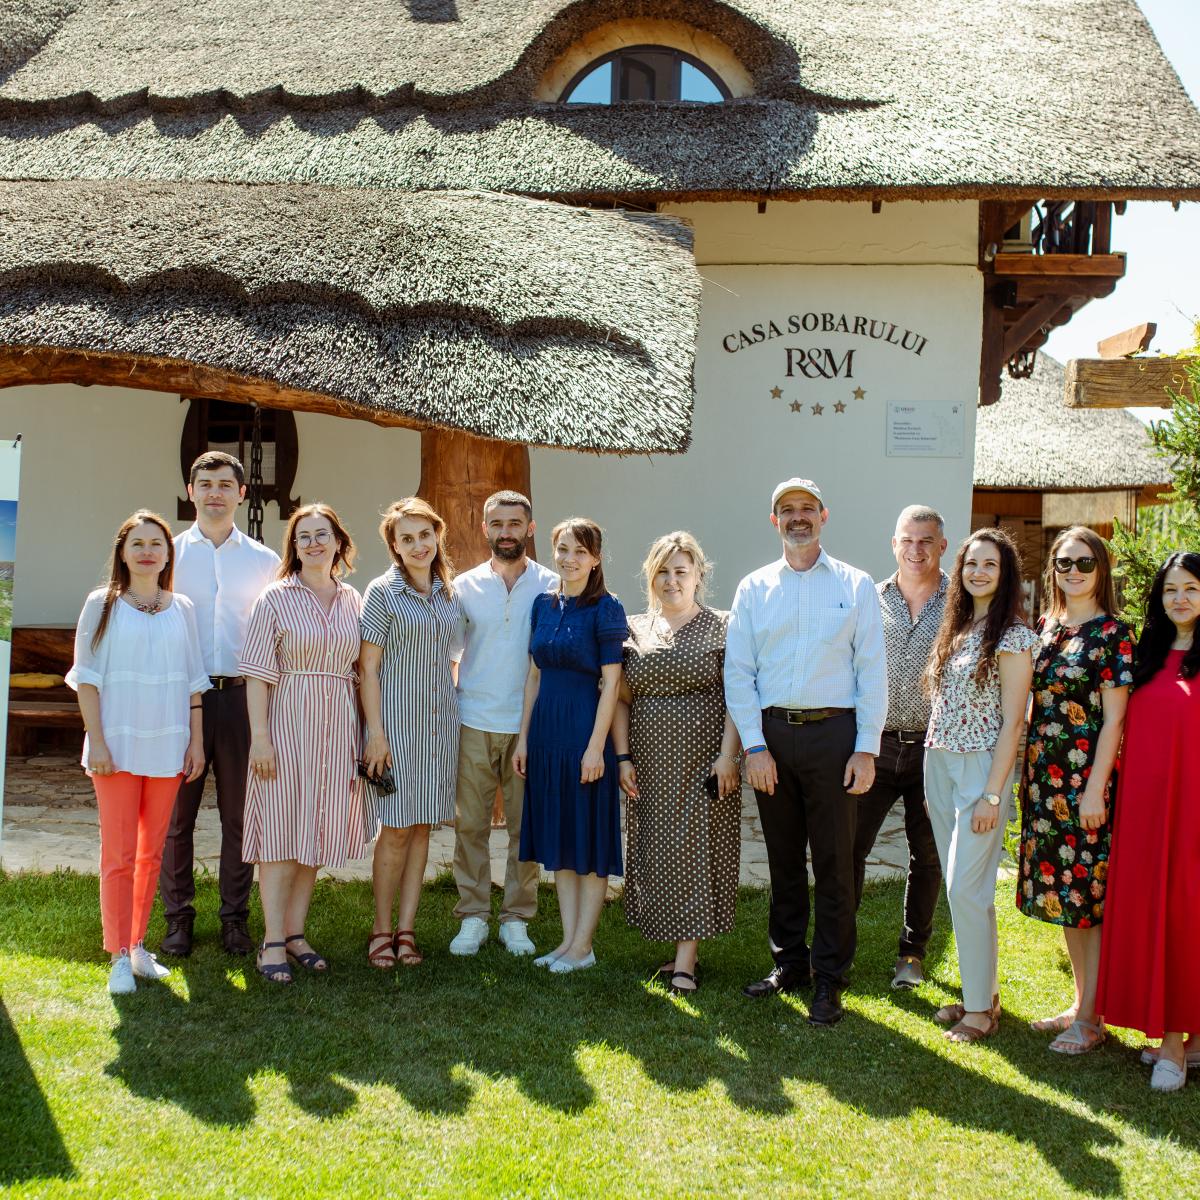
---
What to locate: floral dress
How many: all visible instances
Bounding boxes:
[1017,615,1134,927]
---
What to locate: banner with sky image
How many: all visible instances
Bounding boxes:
[0,439,21,835]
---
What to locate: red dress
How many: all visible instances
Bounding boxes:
[1096,651,1200,1037]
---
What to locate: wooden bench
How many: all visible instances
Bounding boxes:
[7,626,82,755]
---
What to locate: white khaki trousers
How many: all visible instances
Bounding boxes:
[923,747,1010,1013]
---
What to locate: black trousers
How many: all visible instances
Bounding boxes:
[756,711,858,986]
[851,730,941,960]
[159,686,254,923]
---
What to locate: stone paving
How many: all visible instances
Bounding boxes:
[0,753,913,887]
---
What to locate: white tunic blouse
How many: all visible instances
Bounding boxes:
[67,589,211,778]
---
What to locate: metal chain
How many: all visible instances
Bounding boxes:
[247,403,265,542]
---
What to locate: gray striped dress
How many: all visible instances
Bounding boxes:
[360,566,461,829]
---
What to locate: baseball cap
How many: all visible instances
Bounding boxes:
[771,477,824,509]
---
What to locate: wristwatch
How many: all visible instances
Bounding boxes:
[981,792,1002,808]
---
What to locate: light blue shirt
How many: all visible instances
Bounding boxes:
[724,549,888,755]
[455,557,559,735]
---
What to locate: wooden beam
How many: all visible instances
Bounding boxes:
[417,429,533,571]
[1097,322,1157,359]
[1011,276,1117,301]
[1064,357,1193,408]
[0,345,426,431]
[993,252,1126,277]
[1002,297,1069,362]
[978,284,1006,406]
[979,201,1007,270]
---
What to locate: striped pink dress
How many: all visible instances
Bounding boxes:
[240,575,367,867]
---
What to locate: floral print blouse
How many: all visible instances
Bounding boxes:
[926,621,1039,753]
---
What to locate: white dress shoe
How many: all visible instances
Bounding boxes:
[131,946,171,980]
[1150,1058,1187,1093]
[549,951,596,974]
[498,920,536,956]
[533,950,562,968]
[108,954,137,995]
[1141,1045,1200,1067]
[449,917,489,956]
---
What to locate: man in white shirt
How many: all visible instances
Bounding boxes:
[448,490,558,957]
[159,452,280,957]
[725,478,887,1026]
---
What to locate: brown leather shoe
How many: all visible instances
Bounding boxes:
[160,915,194,957]
[221,919,254,956]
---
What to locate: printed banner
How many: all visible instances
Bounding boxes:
[0,438,21,841]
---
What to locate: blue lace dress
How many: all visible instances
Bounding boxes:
[519,591,628,877]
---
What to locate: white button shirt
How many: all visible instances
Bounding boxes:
[455,557,559,735]
[173,523,281,676]
[724,549,888,755]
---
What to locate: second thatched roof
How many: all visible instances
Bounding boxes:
[0,181,702,452]
[974,352,1169,491]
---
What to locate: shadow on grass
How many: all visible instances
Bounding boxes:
[4,872,1190,1194]
[0,998,75,1185]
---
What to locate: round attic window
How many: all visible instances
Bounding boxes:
[561,45,731,103]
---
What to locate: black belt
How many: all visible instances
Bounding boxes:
[764,706,854,725]
[885,728,926,745]
[208,675,246,690]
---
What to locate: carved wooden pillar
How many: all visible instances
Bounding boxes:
[417,428,533,573]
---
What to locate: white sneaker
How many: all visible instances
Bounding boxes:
[498,920,536,956]
[108,954,137,995]
[448,917,490,956]
[130,945,171,980]
[549,950,596,974]
[1150,1058,1188,1093]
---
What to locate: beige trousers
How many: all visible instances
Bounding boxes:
[924,747,1010,1013]
[452,725,539,922]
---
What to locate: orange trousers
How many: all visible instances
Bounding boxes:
[93,772,181,954]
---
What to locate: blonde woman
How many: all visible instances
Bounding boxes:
[1018,527,1131,1052]
[613,532,741,994]
[242,503,366,984]
[361,498,461,968]
[68,510,208,995]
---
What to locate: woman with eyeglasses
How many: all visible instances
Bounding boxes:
[1096,551,1200,1092]
[924,528,1037,1043]
[241,503,366,984]
[1017,527,1132,1055]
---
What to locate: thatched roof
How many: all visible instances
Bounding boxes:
[0,0,1197,200]
[974,352,1169,490]
[0,181,701,453]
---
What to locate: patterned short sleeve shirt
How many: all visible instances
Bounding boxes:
[877,571,948,732]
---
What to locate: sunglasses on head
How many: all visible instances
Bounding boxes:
[1053,556,1098,574]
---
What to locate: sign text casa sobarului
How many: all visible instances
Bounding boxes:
[722,311,930,380]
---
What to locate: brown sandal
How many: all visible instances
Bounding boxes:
[368,931,397,969]
[946,1014,1000,1044]
[394,930,423,967]
[935,994,1000,1025]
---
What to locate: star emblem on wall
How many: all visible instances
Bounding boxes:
[789,399,803,413]
[852,386,866,400]
[770,385,783,399]
[811,403,824,416]
[834,400,847,413]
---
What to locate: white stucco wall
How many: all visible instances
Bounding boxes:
[0,199,981,624]
[532,201,982,606]
[0,386,421,624]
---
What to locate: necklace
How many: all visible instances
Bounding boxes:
[126,587,163,614]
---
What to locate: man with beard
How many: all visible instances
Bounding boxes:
[160,451,281,957]
[448,490,558,956]
[725,478,886,1025]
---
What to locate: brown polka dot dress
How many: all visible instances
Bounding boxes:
[622,607,740,941]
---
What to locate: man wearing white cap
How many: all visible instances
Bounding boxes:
[725,477,887,1026]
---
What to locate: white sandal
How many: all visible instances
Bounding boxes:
[1048,1018,1106,1055]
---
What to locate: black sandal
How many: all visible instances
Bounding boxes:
[285,934,329,972]
[669,970,699,995]
[256,941,293,984]
[655,961,701,983]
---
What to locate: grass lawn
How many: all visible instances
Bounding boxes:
[1,871,1197,1198]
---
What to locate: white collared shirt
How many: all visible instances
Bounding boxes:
[173,523,281,676]
[455,557,559,734]
[724,549,888,755]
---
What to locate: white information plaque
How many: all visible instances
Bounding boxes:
[885,400,965,458]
